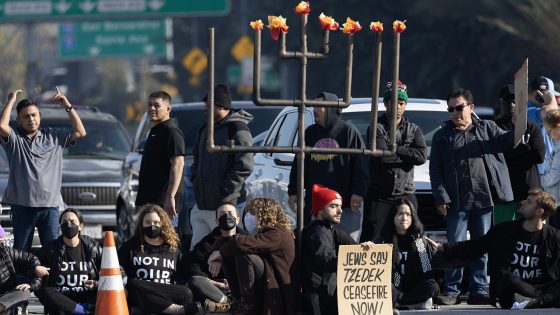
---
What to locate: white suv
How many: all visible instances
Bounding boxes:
[245,98,456,240]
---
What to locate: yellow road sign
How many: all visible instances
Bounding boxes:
[230,35,253,62]
[182,47,207,75]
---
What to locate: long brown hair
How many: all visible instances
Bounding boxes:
[134,204,180,252]
[245,198,295,239]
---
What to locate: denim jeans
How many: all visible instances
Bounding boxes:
[11,205,59,252]
[0,289,30,312]
[443,207,492,297]
[337,206,363,242]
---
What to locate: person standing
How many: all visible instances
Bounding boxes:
[0,88,86,251]
[136,91,185,221]
[190,83,253,250]
[541,109,560,227]
[429,88,513,305]
[362,81,427,241]
[288,92,368,241]
[494,84,545,224]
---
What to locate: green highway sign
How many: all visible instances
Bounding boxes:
[0,0,230,20]
[58,19,172,59]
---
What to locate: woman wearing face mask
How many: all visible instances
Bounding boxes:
[34,208,102,315]
[117,204,202,315]
[207,198,297,315]
[375,198,438,310]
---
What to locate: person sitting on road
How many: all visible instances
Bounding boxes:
[0,225,41,313]
[429,189,560,309]
[207,198,297,315]
[301,184,375,315]
[35,208,101,315]
[375,198,438,310]
[117,204,202,315]
[182,202,247,312]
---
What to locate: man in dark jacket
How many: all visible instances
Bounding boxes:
[0,225,42,313]
[430,189,560,309]
[183,202,246,312]
[288,92,368,241]
[494,84,545,224]
[362,81,427,241]
[191,83,254,250]
[302,184,374,315]
[430,88,514,305]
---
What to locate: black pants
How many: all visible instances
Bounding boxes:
[0,289,30,313]
[187,275,227,303]
[35,287,96,315]
[395,278,439,305]
[361,194,418,242]
[222,253,264,309]
[126,279,193,314]
[498,272,560,309]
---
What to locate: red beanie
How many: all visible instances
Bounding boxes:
[312,184,342,217]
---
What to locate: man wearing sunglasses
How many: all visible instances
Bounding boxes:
[430,88,514,306]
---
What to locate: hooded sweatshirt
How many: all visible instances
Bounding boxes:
[288,92,368,216]
[192,109,254,210]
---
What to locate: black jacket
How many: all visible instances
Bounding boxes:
[495,119,545,201]
[288,93,368,212]
[367,114,427,198]
[301,220,355,313]
[0,243,41,293]
[37,235,102,288]
[433,220,560,305]
[182,226,247,279]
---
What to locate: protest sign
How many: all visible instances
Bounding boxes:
[514,58,528,147]
[337,244,393,315]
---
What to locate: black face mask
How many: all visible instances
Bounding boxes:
[218,213,237,231]
[143,225,162,239]
[61,222,80,239]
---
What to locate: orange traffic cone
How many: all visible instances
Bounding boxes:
[96,231,129,315]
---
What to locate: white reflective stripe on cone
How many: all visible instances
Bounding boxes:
[98,275,125,291]
[100,247,119,269]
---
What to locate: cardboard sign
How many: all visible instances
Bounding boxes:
[514,58,529,148]
[337,244,393,315]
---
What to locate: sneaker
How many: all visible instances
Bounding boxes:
[205,299,231,312]
[184,302,203,315]
[392,309,400,315]
[401,298,433,310]
[467,294,490,305]
[435,294,458,305]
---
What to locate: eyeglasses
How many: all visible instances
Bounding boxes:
[447,104,468,113]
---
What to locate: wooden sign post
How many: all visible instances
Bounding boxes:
[514,58,529,147]
[337,244,393,315]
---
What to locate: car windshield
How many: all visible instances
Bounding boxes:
[43,121,131,160]
[173,107,282,155]
[342,110,448,156]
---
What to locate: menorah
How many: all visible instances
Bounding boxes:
[204,5,405,247]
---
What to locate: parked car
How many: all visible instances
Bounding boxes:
[116,101,282,241]
[0,105,131,242]
[244,98,493,241]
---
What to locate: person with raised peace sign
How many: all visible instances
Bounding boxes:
[0,87,86,251]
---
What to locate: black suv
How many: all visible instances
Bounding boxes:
[0,105,131,242]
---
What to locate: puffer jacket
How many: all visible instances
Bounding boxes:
[0,243,41,293]
[37,235,102,288]
[192,109,254,210]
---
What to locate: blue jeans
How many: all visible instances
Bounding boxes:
[11,205,59,252]
[444,207,492,297]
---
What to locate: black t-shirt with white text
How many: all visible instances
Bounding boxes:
[397,234,413,276]
[136,118,185,208]
[55,242,91,293]
[510,228,550,284]
[118,238,181,284]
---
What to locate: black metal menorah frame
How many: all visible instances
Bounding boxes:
[205,14,403,249]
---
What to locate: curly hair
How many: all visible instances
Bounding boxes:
[245,198,294,239]
[134,204,180,252]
